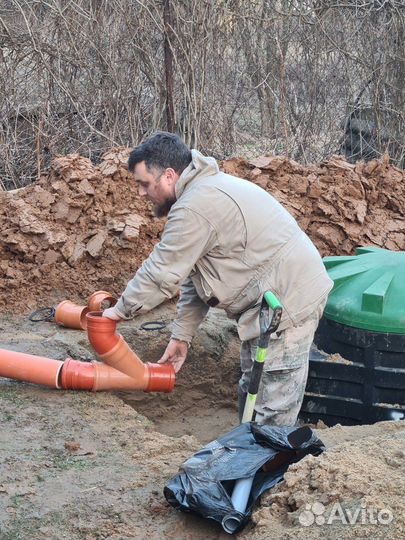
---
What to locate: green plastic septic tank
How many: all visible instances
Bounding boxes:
[323,246,405,334]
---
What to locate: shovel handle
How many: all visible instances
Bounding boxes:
[241,292,283,423]
[259,291,283,349]
[263,291,282,312]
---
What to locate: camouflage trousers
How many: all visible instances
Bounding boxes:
[238,298,327,426]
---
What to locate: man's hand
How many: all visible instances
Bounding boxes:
[102,307,123,322]
[158,339,188,373]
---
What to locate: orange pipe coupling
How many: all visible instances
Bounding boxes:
[86,312,175,393]
[54,300,89,330]
[87,290,117,312]
[0,348,63,388]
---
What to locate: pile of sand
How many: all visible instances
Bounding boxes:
[0,151,403,313]
[245,421,405,540]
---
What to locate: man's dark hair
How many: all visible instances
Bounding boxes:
[128,131,192,175]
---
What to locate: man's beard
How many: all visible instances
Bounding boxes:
[153,197,176,218]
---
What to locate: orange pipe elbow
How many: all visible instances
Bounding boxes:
[0,348,63,388]
[54,300,89,330]
[87,291,117,312]
[86,313,120,354]
[53,292,115,330]
[86,312,175,393]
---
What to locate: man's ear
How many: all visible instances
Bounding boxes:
[165,167,179,185]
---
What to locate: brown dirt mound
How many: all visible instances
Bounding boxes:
[0,149,164,312]
[0,151,403,313]
[221,153,404,256]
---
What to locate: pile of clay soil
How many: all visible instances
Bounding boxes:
[0,151,403,313]
[221,153,404,256]
[0,149,164,312]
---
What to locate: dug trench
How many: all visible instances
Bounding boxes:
[2,301,241,442]
[115,304,241,442]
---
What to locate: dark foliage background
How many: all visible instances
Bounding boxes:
[1,0,404,189]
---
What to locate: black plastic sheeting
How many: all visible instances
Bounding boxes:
[164,422,325,532]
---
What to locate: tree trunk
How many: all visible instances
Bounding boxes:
[163,0,175,133]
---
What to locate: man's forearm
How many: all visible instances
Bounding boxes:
[171,277,209,342]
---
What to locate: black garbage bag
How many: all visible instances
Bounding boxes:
[164,423,324,533]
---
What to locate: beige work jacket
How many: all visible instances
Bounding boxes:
[115,150,333,342]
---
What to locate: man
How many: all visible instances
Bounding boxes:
[103,131,333,426]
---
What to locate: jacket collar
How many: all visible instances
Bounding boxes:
[175,149,219,199]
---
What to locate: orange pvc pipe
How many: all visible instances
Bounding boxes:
[87,290,117,312]
[86,313,120,354]
[60,358,95,391]
[95,335,150,388]
[92,361,151,391]
[0,348,63,388]
[0,348,173,393]
[145,362,176,393]
[0,312,175,394]
[54,300,89,330]
[58,358,173,392]
[86,312,175,393]
[60,358,141,391]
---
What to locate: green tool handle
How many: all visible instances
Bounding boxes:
[241,291,283,424]
[241,348,267,423]
[259,291,283,349]
[263,291,282,311]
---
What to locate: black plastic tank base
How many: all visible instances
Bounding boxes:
[300,318,405,426]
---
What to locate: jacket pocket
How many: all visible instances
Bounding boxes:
[194,259,248,308]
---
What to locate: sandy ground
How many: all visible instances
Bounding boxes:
[1,304,404,540]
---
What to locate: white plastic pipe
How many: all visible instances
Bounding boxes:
[231,476,254,513]
[222,476,254,533]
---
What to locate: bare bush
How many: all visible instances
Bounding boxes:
[0,0,404,189]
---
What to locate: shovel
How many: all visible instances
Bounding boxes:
[222,291,282,534]
[241,291,283,422]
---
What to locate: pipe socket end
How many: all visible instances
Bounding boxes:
[55,301,89,330]
[145,363,176,393]
[222,515,242,535]
[60,358,95,391]
[86,310,116,328]
[87,291,117,312]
